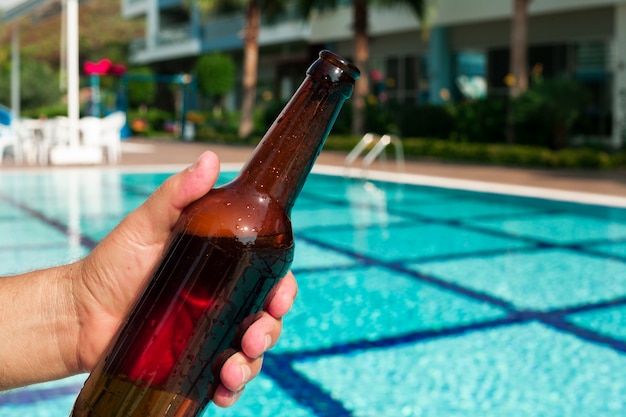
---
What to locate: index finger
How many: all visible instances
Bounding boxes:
[264,271,297,319]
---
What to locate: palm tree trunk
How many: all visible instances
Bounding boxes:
[351,0,369,136]
[509,0,529,98]
[238,0,260,138]
[506,0,530,144]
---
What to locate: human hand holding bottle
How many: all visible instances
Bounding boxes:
[68,50,355,417]
[76,150,297,407]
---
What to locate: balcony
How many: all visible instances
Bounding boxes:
[122,0,148,18]
[201,14,244,52]
[129,23,201,64]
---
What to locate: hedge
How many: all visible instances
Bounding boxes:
[321,135,626,169]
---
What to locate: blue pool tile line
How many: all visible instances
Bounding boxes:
[0,193,99,250]
[1,172,626,416]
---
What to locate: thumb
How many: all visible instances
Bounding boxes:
[106,150,221,251]
[140,150,221,236]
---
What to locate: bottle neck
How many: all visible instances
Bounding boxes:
[236,53,357,212]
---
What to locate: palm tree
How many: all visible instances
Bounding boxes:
[194,0,288,138]
[298,0,428,135]
[506,0,530,144]
[509,0,530,98]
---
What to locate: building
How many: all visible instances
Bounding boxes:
[124,0,626,148]
[3,0,613,147]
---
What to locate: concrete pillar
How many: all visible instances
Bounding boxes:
[428,26,453,104]
[11,25,20,119]
[67,0,80,148]
[613,3,626,149]
[147,0,159,51]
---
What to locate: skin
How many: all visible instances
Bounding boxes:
[0,150,297,408]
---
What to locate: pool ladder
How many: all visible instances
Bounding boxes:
[344,133,405,173]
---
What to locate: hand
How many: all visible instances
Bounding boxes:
[73,150,297,407]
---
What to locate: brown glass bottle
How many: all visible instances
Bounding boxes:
[70,50,359,417]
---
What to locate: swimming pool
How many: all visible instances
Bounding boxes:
[1,165,626,416]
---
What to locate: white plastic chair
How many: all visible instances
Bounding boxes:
[0,124,23,165]
[79,116,103,148]
[36,116,72,165]
[49,116,71,147]
[13,118,45,165]
[100,112,125,164]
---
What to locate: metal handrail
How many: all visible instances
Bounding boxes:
[344,132,379,167]
[344,132,405,172]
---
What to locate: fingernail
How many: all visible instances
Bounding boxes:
[186,158,200,173]
[264,334,272,351]
[241,364,251,384]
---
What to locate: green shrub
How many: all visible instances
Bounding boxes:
[0,60,62,111]
[322,134,623,169]
[127,66,157,108]
[194,53,236,112]
[451,98,507,143]
[397,104,454,139]
[513,77,591,149]
[128,108,173,134]
[260,100,288,129]
[364,101,398,135]
[22,103,68,119]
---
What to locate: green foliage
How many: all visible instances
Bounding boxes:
[397,103,454,139]
[513,77,591,149]
[321,135,623,169]
[450,98,507,143]
[194,53,236,99]
[21,103,68,119]
[0,60,61,111]
[128,107,174,134]
[364,101,398,135]
[260,100,288,129]
[193,0,289,20]
[127,67,157,108]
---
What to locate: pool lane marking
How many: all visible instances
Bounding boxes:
[0,383,84,406]
[0,192,98,250]
[262,353,353,417]
[297,188,626,264]
[294,233,626,354]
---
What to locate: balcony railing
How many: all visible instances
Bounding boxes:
[157,23,195,46]
[202,14,245,51]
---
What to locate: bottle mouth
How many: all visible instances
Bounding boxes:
[319,50,361,80]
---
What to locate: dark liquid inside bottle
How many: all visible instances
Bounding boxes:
[71,233,293,417]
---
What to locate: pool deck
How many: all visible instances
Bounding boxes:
[120,139,626,198]
[4,137,626,198]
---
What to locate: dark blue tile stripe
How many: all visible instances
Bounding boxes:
[0,383,82,406]
[0,193,98,250]
[300,187,626,262]
[296,234,517,310]
[263,353,353,417]
[295,233,626,357]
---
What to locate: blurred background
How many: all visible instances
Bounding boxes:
[1,0,626,169]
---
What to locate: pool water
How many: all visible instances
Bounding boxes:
[1,168,626,417]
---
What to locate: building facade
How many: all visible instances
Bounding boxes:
[123,0,626,147]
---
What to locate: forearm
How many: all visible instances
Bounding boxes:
[0,263,80,390]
